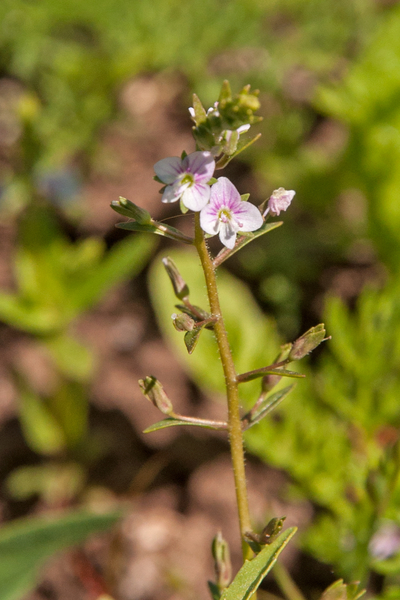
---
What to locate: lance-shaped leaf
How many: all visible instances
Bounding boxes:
[220,527,297,600]
[237,368,304,384]
[117,220,194,245]
[320,579,366,600]
[213,221,282,268]
[144,416,227,433]
[242,386,294,430]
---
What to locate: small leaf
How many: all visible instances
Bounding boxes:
[220,527,297,600]
[243,386,294,430]
[213,221,282,268]
[184,325,205,354]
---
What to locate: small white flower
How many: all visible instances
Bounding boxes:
[200,177,263,249]
[154,151,215,212]
[264,188,295,217]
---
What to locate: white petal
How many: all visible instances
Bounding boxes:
[185,151,215,182]
[235,202,263,232]
[154,156,183,184]
[210,177,241,210]
[161,184,181,203]
[200,204,219,235]
[182,183,210,211]
[219,221,237,249]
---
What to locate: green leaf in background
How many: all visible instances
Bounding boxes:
[149,248,279,406]
[220,527,297,600]
[44,334,94,382]
[0,509,121,600]
[320,579,365,600]
[17,383,66,456]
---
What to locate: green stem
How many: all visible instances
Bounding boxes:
[273,562,306,600]
[194,213,252,562]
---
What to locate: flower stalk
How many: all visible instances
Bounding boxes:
[194,212,253,561]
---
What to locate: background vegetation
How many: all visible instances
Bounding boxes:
[1,1,400,599]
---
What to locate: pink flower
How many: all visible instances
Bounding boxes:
[200,177,263,249]
[154,151,215,212]
[264,188,295,217]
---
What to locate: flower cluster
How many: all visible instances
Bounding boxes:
[155,150,294,248]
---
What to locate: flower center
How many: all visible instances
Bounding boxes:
[180,173,195,187]
[218,207,243,228]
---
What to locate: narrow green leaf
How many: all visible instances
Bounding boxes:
[221,527,297,600]
[144,417,226,433]
[0,509,121,600]
[239,369,304,383]
[243,386,294,430]
[213,221,282,268]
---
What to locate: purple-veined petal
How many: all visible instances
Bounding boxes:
[182,183,210,211]
[234,202,263,232]
[219,221,237,249]
[154,156,184,184]
[200,203,220,235]
[184,151,215,182]
[210,177,241,210]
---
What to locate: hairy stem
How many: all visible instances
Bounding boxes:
[194,213,252,562]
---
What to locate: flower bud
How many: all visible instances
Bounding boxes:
[138,376,174,415]
[264,188,295,217]
[289,323,327,361]
[111,197,152,224]
[171,313,195,332]
[162,257,190,300]
[211,532,232,590]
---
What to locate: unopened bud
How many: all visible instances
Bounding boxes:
[289,323,328,361]
[162,257,190,300]
[138,376,174,415]
[211,532,232,590]
[111,197,152,224]
[263,188,295,217]
[172,313,195,332]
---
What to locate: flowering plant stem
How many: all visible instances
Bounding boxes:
[194,212,253,562]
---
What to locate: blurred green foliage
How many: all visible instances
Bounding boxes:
[1,0,400,596]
